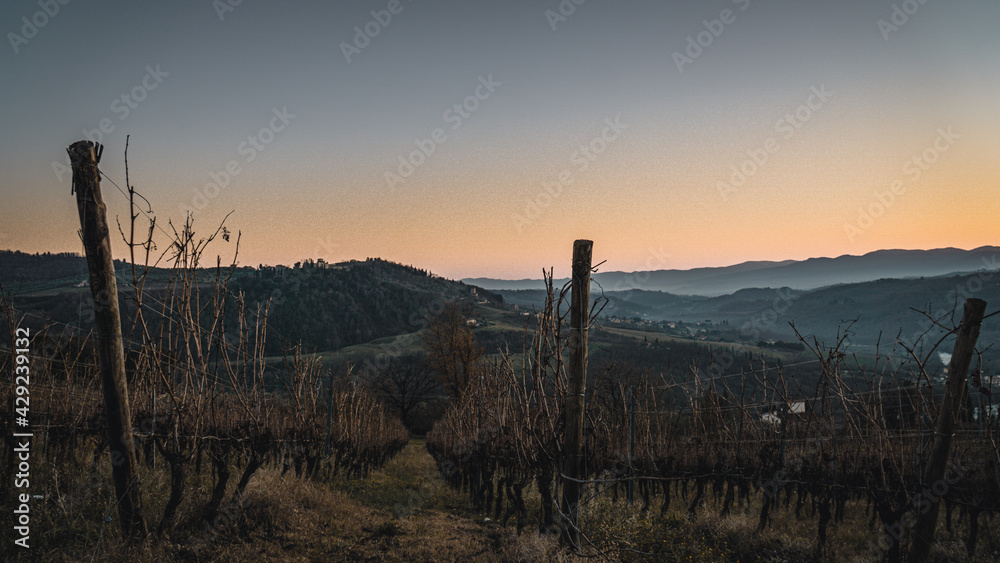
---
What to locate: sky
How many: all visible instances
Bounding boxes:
[1,0,999,279]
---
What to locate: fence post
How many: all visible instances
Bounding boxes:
[562,239,592,548]
[628,387,635,505]
[909,297,986,562]
[324,369,334,459]
[68,140,148,539]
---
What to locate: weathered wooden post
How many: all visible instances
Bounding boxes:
[909,298,986,562]
[561,239,592,548]
[68,140,148,539]
[324,368,334,460]
[628,387,635,505]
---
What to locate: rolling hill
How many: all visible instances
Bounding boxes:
[466,246,1000,296]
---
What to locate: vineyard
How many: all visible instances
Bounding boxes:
[1,143,998,562]
[427,267,1000,562]
[0,146,409,555]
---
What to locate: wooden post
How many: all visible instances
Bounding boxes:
[628,387,635,505]
[561,239,592,548]
[473,370,483,506]
[68,140,148,539]
[324,368,334,459]
[909,298,986,562]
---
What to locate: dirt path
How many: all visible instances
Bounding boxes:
[203,439,527,562]
[323,439,515,561]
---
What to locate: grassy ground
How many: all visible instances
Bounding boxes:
[2,440,558,562]
[7,439,998,561]
[571,481,1000,562]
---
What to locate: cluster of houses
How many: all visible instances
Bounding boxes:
[752,376,999,435]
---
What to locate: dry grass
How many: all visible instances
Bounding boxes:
[568,483,1000,562]
[8,438,997,561]
[2,440,577,562]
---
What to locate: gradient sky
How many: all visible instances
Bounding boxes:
[2,0,998,279]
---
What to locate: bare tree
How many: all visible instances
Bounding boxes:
[368,353,442,428]
[420,302,483,399]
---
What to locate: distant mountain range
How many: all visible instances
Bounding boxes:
[0,251,504,356]
[500,271,1000,349]
[464,246,1000,297]
[4,247,1000,365]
